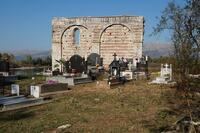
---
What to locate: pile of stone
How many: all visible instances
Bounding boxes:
[42,123,71,133]
[189,74,200,79]
[162,117,200,133]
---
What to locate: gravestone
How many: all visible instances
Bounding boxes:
[0,76,4,95]
[109,53,120,77]
[69,55,85,73]
[161,64,172,81]
[0,60,9,73]
[40,83,68,93]
[151,63,173,84]
[108,53,126,85]
[87,53,100,66]
[30,86,40,98]
[133,58,138,67]
[134,56,149,79]
[11,84,19,96]
[120,71,133,80]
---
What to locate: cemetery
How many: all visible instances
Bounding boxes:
[1,44,199,132]
[0,73,199,133]
[0,49,151,112]
[0,20,199,132]
[0,1,200,132]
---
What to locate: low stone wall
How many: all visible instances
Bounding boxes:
[40,83,68,93]
[46,76,74,86]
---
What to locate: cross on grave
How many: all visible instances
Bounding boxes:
[164,63,169,68]
[150,63,173,84]
[161,63,172,81]
[113,53,117,61]
[165,64,169,73]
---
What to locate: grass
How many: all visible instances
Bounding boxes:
[0,75,200,133]
[3,75,46,95]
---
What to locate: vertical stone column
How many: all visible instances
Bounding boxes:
[170,64,172,81]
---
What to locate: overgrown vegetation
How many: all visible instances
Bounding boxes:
[153,0,200,87]
[1,79,200,133]
[0,53,51,68]
[152,0,200,132]
[0,80,187,132]
[2,75,46,95]
[0,60,199,133]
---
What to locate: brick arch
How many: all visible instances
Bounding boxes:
[60,25,89,61]
[60,25,88,44]
[99,23,132,42]
[99,24,134,65]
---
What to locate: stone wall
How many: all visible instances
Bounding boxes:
[52,16,144,71]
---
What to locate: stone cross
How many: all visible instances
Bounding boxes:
[161,63,172,81]
[113,53,117,61]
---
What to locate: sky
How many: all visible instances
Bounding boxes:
[0,0,185,52]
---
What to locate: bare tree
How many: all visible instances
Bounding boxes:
[153,0,200,88]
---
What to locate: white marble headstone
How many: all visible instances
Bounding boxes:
[145,56,148,61]
[128,62,132,70]
[133,58,137,67]
[11,84,19,96]
[161,64,172,81]
[30,86,40,98]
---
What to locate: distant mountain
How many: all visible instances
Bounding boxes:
[143,43,173,58]
[2,43,171,60]
[11,50,51,61]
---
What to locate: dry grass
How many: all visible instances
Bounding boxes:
[0,78,199,133]
[3,75,46,95]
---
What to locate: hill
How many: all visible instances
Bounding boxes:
[2,43,172,60]
[143,43,172,58]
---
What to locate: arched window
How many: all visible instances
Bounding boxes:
[73,28,80,46]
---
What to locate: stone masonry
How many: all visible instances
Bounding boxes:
[52,16,144,71]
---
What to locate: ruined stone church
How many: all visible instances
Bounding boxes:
[52,16,144,71]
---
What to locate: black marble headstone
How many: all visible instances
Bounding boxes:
[87,53,100,66]
[0,60,9,72]
[69,55,85,73]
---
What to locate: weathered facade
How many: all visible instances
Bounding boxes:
[52,16,144,71]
